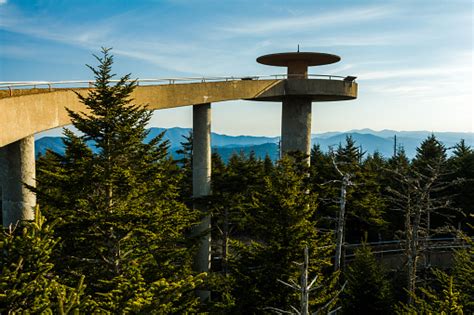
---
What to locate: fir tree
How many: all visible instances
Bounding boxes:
[412,134,451,233]
[0,208,91,313]
[396,269,464,314]
[383,148,411,236]
[33,48,202,311]
[175,131,193,205]
[342,243,394,314]
[412,134,447,177]
[314,137,386,244]
[452,219,474,312]
[385,150,456,304]
[447,140,474,230]
[229,155,337,313]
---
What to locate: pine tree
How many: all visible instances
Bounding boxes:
[33,48,202,311]
[343,243,394,314]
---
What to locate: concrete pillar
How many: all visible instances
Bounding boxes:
[192,103,211,301]
[281,62,312,161]
[281,96,312,158]
[0,135,36,227]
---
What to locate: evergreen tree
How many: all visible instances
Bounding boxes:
[335,136,363,169]
[263,153,274,175]
[342,243,394,314]
[396,270,464,314]
[383,148,411,236]
[229,155,337,313]
[310,144,334,185]
[175,131,193,205]
[316,137,386,244]
[447,140,474,230]
[0,208,91,313]
[412,134,452,233]
[452,219,474,312]
[33,48,202,311]
[309,145,338,233]
[385,149,456,304]
[412,134,447,176]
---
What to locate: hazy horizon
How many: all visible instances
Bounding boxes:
[35,125,474,141]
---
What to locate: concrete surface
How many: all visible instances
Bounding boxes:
[0,79,357,147]
[0,136,36,227]
[192,103,212,301]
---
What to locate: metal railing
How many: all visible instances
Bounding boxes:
[344,237,472,258]
[0,74,350,96]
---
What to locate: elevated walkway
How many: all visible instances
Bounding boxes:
[0,74,357,147]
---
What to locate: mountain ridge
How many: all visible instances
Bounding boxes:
[35,127,473,162]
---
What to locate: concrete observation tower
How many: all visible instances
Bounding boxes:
[0,50,357,302]
[256,51,355,160]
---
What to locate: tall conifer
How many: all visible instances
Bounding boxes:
[33,48,202,311]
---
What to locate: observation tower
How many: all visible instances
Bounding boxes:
[256,51,357,161]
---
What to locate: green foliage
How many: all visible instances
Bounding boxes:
[227,155,338,313]
[452,225,474,312]
[33,48,202,311]
[310,137,387,243]
[396,270,464,315]
[383,148,411,235]
[11,48,472,312]
[343,243,394,314]
[0,208,91,313]
[447,140,474,230]
[175,131,193,205]
[96,268,204,313]
[412,134,447,176]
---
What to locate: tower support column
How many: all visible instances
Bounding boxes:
[192,103,211,301]
[281,96,312,158]
[0,135,36,227]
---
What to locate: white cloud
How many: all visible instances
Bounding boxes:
[357,65,470,81]
[0,0,7,5]
[219,6,393,36]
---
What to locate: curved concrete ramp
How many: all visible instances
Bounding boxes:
[0,78,357,147]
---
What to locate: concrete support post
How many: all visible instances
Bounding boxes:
[281,97,312,160]
[192,103,211,301]
[280,62,312,163]
[0,135,36,227]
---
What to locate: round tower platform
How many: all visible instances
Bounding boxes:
[255,51,356,162]
[256,52,341,67]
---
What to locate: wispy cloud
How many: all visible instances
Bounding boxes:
[358,65,470,81]
[219,6,393,36]
[0,0,7,6]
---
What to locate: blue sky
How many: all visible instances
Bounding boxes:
[0,0,472,136]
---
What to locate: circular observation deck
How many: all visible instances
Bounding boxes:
[257,52,341,67]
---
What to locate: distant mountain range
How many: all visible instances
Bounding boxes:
[35,127,473,162]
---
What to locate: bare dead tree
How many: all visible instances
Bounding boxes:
[319,155,355,272]
[264,246,346,315]
[331,157,354,272]
[386,156,461,304]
